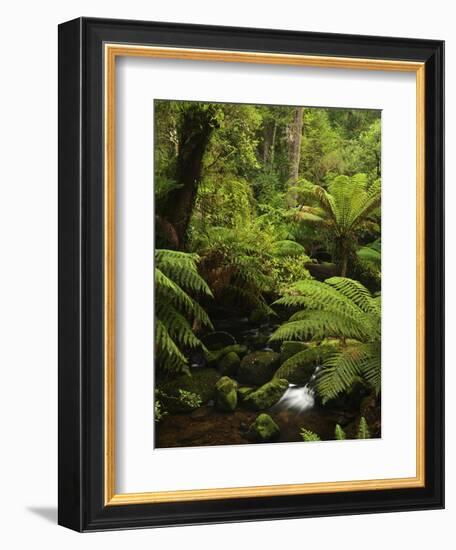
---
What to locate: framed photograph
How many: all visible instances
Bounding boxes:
[58,17,444,531]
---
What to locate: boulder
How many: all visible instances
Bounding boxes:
[247,413,280,442]
[244,378,289,410]
[157,368,221,408]
[207,344,248,365]
[237,351,280,385]
[218,351,240,376]
[279,341,311,364]
[200,331,236,351]
[215,376,238,412]
[237,386,255,401]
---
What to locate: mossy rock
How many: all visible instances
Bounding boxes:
[200,331,236,351]
[218,351,240,376]
[238,351,280,385]
[237,386,255,401]
[157,368,221,406]
[207,344,248,365]
[215,376,238,412]
[244,378,289,410]
[279,341,311,364]
[247,413,280,442]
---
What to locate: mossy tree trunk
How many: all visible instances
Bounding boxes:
[163,104,218,249]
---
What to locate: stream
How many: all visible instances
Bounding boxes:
[156,313,362,448]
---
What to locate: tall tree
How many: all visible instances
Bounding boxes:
[287,107,304,205]
[163,104,219,248]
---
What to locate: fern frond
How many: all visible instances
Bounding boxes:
[357,417,371,439]
[300,428,321,442]
[270,310,371,343]
[274,344,335,380]
[335,424,346,440]
[271,240,307,258]
[316,346,367,403]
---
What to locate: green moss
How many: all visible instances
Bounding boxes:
[207,344,248,365]
[218,351,241,376]
[247,413,280,442]
[244,378,289,410]
[237,351,280,385]
[157,368,221,406]
[237,386,255,401]
[215,376,238,411]
[279,341,311,363]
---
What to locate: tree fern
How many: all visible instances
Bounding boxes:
[270,277,380,402]
[294,174,381,275]
[155,249,213,374]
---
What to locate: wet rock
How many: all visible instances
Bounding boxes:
[247,413,280,442]
[244,378,289,410]
[279,341,311,364]
[218,351,241,376]
[238,351,280,385]
[157,368,221,406]
[201,331,236,351]
[207,344,248,365]
[237,386,255,402]
[215,376,238,412]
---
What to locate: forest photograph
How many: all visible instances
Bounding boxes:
[154,99,381,448]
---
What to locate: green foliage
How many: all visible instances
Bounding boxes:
[154,398,167,423]
[357,239,381,269]
[155,249,213,373]
[271,240,307,257]
[334,424,346,440]
[357,416,371,439]
[270,277,381,402]
[177,389,202,409]
[300,428,321,442]
[294,174,381,275]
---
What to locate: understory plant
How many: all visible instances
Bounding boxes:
[155,249,213,374]
[270,277,381,403]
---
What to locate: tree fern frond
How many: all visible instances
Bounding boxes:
[325,277,378,315]
[271,240,307,258]
[155,249,212,374]
[316,346,367,403]
[274,344,335,380]
[270,310,371,342]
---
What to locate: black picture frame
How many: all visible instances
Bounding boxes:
[58,17,444,532]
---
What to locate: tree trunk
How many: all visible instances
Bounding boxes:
[340,252,348,277]
[163,106,217,249]
[287,107,304,205]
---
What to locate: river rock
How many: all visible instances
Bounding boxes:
[157,368,221,408]
[244,378,289,410]
[279,341,311,363]
[218,351,240,376]
[237,386,255,402]
[207,344,248,365]
[237,351,280,385]
[247,413,280,442]
[201,331,236,351]
[215,376,238,412]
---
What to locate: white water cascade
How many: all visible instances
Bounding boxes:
[273,383,315,413]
